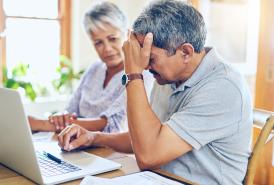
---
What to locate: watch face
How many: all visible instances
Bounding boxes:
[121,74,128,85]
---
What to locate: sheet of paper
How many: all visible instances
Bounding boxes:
[80,176,113,185]
[80,171,186,185]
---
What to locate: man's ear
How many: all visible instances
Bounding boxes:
[177,43,194,64]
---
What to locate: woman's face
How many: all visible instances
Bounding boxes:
[90,24,125,69]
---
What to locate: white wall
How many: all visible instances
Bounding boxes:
[24,98,67,118]
[71,0,151,72]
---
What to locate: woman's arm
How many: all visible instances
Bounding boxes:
[29,113,108,132]
[73,117,107,131]
[28,116,56,132]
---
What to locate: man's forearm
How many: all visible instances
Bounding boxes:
[93,132,133,153]
[126,80,162,155]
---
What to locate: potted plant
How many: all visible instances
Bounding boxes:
[2,63,37,101]
[52,55,84,94]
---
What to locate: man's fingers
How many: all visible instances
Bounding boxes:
[58,126,72,148]
[129,32,140,47]
[141,32,153,60]
[63,127,79,150]
[57,126,71,148]
[60,126,79,151]
[123,32,139,54]
[69,134,89,151]
[57,125,91,151]
[123,31,152,72]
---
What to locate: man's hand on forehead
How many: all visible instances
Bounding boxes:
[134,33,146,47]
[141,32,153,63]
[123,31,153,73]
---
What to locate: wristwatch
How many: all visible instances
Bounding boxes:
[121,73,143,86]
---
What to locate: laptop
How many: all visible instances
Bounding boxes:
[0,87,122,185]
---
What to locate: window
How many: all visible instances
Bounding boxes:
[0,0,71,97]
[199,0,260,75]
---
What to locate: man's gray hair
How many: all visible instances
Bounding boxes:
[133,0,206,54]
[84,1,127,36]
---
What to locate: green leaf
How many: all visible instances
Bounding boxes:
[20,82,37,101]
[2,63,43,101]
[74,70,85,79]
[4,79,20,89]
[59,55,72,68]
[52,55,85,93]
[12,63,29,77]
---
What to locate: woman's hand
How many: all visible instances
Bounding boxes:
[58,124,95,151]
[48,111,77,131]
[122,32,153,74]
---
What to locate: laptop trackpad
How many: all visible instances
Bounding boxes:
[59,151,92,161]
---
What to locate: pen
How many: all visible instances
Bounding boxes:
[43,151,62,164]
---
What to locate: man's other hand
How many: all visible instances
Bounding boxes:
[57,124,95,151]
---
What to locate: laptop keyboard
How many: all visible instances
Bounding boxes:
[36,151,81,177]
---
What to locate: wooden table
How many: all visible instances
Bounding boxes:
[0,147,195,185]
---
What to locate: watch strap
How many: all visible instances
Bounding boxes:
[127,73,143,81]
[124,73,143,86]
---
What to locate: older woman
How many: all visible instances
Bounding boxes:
[29,2,129,133]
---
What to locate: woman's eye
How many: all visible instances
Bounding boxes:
[94,41,102,46]
[109,37,117,42]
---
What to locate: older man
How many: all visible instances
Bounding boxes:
[58,1,252,184]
